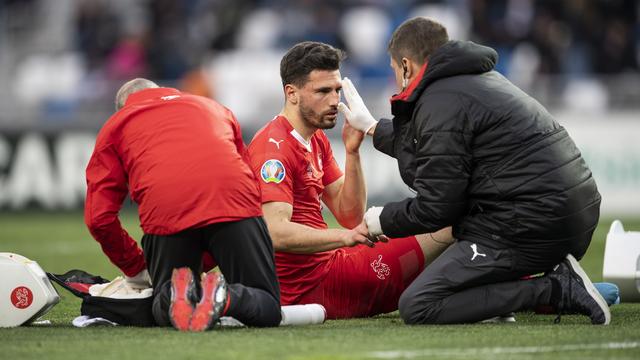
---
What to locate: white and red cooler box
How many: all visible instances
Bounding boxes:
[0,253,60,327]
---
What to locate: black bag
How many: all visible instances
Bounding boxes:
[47,270,156,327]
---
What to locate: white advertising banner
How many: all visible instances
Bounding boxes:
[559,112,640,216]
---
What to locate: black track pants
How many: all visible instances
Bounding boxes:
[142,217,281,327]
[398,240,556,324]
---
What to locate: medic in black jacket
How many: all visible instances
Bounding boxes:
[339,17,611,325]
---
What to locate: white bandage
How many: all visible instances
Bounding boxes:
[338,77,378,134]
[364,206,384,236]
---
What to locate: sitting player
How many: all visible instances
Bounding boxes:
[247,41,454,319]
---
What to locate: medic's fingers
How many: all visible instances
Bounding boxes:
[338,102,352,118]
[341,77,358,105]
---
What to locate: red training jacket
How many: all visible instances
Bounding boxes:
[84,87,262,276]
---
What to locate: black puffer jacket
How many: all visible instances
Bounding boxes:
[374,41,601,269]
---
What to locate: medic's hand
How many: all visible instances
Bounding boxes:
[364,206,384,237]
[338,77,378,135]
[356,218,389,244]
[124,269,152,289]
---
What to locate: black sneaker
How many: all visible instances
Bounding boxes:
[547,254,611,325]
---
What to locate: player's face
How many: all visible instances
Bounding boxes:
[297,70,342,130]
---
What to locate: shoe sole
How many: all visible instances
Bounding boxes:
[481,312,516,323]
[189,272,227,332]
[169,268,194,331]
[566,254,611,325]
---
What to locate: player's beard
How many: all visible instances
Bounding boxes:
[299,100,337,130]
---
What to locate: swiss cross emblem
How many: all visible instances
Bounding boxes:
[370,255,390,280]
[11,286,33,309]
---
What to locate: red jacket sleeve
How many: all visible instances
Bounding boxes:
[84,141,146,277]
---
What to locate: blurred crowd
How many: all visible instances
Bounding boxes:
[0,0,638,130]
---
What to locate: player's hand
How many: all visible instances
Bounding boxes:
[341,120,365,154]
[124,269,152,289]
[338,77,378,134]
[340,228,375,248]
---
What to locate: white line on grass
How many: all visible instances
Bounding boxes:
[367,341,640,359]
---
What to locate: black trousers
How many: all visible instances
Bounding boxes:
[141,216,281,327]
[398,239,586,324]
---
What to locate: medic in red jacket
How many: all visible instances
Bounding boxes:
[84,87,261,277]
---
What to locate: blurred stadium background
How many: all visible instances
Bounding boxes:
[0,0,638,217]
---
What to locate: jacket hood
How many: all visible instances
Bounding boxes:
[391,40,498,105]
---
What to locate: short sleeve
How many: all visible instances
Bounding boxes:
[248,138,295,205]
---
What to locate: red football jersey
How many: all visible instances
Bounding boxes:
[85,87,262,276]
[248,116,343,304]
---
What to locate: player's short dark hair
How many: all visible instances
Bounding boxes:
[280,41,345,88]
[388,17,449,65]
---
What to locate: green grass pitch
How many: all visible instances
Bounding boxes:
[1,211,640,359]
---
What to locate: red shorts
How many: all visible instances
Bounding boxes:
[295,236,424,319]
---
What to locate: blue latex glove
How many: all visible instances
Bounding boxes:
[594,282,620,305]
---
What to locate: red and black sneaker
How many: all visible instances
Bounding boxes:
[189,272,229,331]
[169,267,195,331]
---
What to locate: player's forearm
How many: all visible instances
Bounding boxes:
[267,219,346,253]
[334,152,366,228]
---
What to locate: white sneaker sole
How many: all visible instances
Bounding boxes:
[481,313,516,323]
[566,254,611,325]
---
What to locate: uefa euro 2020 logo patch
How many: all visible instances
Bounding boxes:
[261,159,286,184]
